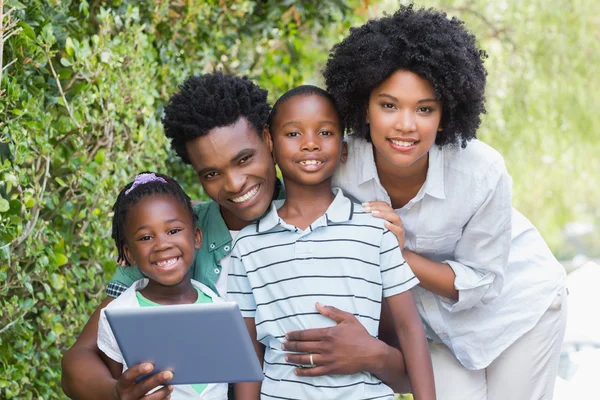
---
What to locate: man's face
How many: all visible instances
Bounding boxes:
[186,117,277,230]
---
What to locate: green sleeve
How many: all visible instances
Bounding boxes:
[109,264,145,287]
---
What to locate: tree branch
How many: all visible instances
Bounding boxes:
[45,49,83,131]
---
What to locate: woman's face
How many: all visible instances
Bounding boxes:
[367,69,442,175]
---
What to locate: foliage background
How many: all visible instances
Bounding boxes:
[0,0,597,398]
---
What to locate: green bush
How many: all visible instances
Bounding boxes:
[0,1,364,397]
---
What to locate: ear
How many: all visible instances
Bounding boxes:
[194,227,203,250]
[365,108,370,124]
[340,141,348,164]
[123,244,136,266]
[263,125,276,164]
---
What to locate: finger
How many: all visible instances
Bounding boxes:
[384,221,404,235]
[283,339,323,353]
[141,385,174,400]
[315,302,355,324]
[370,209,402,225]
[285,327,331,342]
[119,363,155,386]
[362,201,393,211]
[285,352,324,366]
[130,371,174,399]
[294,366,330,377]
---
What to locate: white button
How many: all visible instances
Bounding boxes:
[209,243,216,249]
[214,268,220,274]
[224,245,230,251]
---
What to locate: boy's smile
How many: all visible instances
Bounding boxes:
[185,117,277,230]
[123,194,202,287]
[269,94,347,188]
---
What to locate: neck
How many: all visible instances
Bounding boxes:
[278,178,335,230]
[374,147,429,208]
[140,271,197,305]
[221,208,252,231]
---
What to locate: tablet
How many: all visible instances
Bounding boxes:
[104,302,264,385]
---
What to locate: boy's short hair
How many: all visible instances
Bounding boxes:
[267,85,345,135]
[163,73,271,164]
[324,5,487,148]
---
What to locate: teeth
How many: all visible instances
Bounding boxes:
[230,185,259,203]
[156,257,178,267]
[390,139,416,147]
[299,160,322,165]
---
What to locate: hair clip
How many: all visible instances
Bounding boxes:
[125,173,167,195]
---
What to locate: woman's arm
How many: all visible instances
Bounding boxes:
[61,297,173,400]
[386,291,436,400]
[234,318,263,400]
[402,250,458,300]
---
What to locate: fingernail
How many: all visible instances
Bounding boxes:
[281,343,286,350]
[362,202,369,206]
[316,302,322,307]
[163,371,173,380]
[168,385,174,392]
[285,356,289,362]
[143,364,152,372]
[294,369,299,375]
[285,334,289,340]
[371,210,379,215]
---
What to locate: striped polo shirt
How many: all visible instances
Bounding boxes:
[228,189,418,400]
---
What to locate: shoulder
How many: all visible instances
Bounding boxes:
[106,279,147,309]
[192,200,217,220]
[443,139,507,182]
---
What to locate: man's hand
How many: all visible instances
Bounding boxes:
[113,363,173,400]
[282,302,383,377]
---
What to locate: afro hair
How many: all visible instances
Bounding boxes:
[163,73,271,164]
[323,4,487,147]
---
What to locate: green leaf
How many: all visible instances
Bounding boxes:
[54,253,68,267]
[0,198,10,213]
[60,58,72,67]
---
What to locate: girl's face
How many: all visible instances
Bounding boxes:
[367,69,442,175]
[269,94,347,188]
[123,194,202,286]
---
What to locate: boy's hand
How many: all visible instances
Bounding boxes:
[282,303,383,377]
[363,201,405,249]
[114,363,173,400]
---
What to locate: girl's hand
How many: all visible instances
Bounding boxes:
[363,201,406,249]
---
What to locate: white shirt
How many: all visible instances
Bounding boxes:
[333,136,566,370]
[228,189,416,399]
[98,279,228,400]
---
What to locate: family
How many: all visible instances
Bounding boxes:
[61,6,567,400]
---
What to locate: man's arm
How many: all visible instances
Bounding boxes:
[387,291,435,400]
[234,318,263,400]
[283,302,410,393]
[61,297,173,400]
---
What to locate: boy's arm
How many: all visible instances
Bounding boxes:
[386,291,435,400]
[234,318,263,400]
[61,297,173,400]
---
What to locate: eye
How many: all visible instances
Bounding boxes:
[320,130,333,136]
[239,155,252,165]
[168,228,183,235]
[380,102,396,110]
[138,235,152,241]
[286,132,299,137]
[203,171,218,179]
[418,106,433,113]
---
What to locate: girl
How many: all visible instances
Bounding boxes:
[326,5,567,400]
[97,172,228,400]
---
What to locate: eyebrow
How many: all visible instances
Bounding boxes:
[197,148,255,175]
[377,93,439,103]
[133,218,185,234]
[281,120,339,129]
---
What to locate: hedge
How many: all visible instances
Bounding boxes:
[0,1,364,397]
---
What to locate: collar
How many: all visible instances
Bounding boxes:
[257,188,354,233]
[354,136,445,200]
[422,145,446,200]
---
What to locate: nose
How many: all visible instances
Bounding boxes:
[153,234,174,252]
[301,132,321,152]
[395,109,417,132]
[223,171,246,194]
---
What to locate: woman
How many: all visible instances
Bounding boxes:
[327,5,567,400]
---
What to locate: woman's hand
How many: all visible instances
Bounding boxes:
[113,363,173,400]
[363,201,405,249]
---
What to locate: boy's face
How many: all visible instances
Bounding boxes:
[269,94,347,188]
[185,117,277,229]
[123,194,202,286]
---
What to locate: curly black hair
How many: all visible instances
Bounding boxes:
[163,73,271,163]
[267,85,344,134]
[111,172,196,266]
[323,4,487,147]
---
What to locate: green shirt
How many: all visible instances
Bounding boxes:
[107,179,285,297]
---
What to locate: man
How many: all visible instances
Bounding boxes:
[61,73,408,399]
